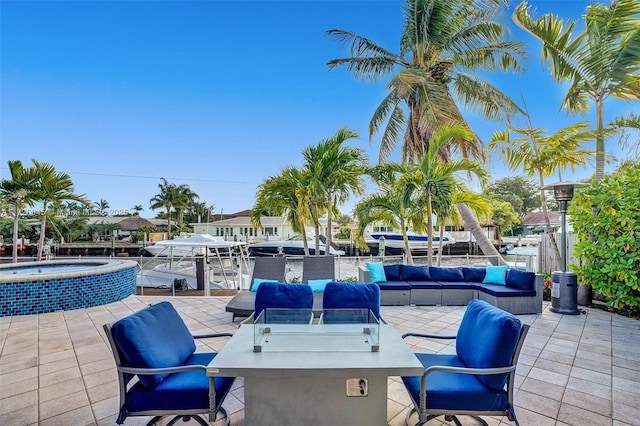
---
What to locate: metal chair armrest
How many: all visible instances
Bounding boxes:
[193,332,234,339]
[402,332,457,340]
[119,363,206,375]
[424,364,516,377]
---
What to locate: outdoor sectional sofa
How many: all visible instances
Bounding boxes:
[358,263,542,315]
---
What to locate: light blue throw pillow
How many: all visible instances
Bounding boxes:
[482,265,509,285]
[365,261,387,282]
[251,278,277,292]
[308,279,332,293]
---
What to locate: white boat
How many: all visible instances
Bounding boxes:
[368,231,456,252]
[138,234,251,290]
[248,234,345,257]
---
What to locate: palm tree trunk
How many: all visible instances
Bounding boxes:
[37,205,47,262]
[595,95,605,181]
[12,205,19,263]
[166,207,172,238]
[437,225,445,266]
[401,219,414,264]
[426,193,433,266]
[457,203,503,265]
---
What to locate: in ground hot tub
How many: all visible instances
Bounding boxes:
[0,259,138,316]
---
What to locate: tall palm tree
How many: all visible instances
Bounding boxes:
[172,184,199,229]
[513,0,640,181]
[132,204,144,215]
[301,128,367,255]
[327,0,526,257]
[94,199,109,216]
[489,120,595,267]
[149,178,176,237]
[0,160,38,262]
[401,124,488,265]
[251,166,313,255]
[31,160,90,261]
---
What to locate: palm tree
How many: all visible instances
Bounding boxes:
[513,0,640,181]
[31,160,90,261]
[301,128,367,255]
[400,124,488,265]
[353,162,421,263]
[251,166,313,255]
[149,178,177,237]
[94,199,110,216]
[327,0,526,258]
[172,184,199,229]
[0,160,38,262]
[132,204,144,215]
[489,120,595,267]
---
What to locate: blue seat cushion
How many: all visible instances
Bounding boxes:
[111,301,196,388]
[438,281,474,290]
[402,353,509,412]
[254,282,313,318]
[456,300,522,391]
[506,269,536,291]
[476,283,536,297]
[429,267,465,282]
[377,280,412,291]
[462,267,487,282]
[400,264,431,281]
[383,264,402,281]
[323,282,381,319]
[406,280,441,290]
[126,352,234,413]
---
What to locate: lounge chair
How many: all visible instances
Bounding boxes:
[400,299,529,426]
[103,301,236,425]
[225,256,287,321]
[301,255,336,310]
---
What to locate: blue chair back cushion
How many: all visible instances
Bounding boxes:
[462,267,487,282]
[429,266,465,282]
[111,301,196,388]
[323,282,381,319]
[456,299,522,391]
[505,268,536,290]
[254,282,313,318]
[383,264,402,281]
[400,264,431,281]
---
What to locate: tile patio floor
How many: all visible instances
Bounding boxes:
[1,296,639,426]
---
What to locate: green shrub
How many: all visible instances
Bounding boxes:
[570,162,640,309]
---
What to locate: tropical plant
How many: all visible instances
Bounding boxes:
[0,160,38,262]
[31,160,90,261]
[513,0,640,181]
[172,184,199,228]
[94,199,110,216]
[300,128,367,254]
[570,160,640,308]
[489,119,595,268]
[132,204,144,215]
[251,166,313,255]
[488,199,520,244]
[149,178,176,236]
[483,176,540,219]
[400,124,488,265]
[327,0,527,258]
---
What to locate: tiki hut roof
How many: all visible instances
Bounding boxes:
[117,216,156,231]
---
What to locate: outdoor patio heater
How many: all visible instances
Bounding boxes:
[542,181,587,315]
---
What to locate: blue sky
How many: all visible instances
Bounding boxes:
[1,0,636,218]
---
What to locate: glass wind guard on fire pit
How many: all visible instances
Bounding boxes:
[253,308,380,353]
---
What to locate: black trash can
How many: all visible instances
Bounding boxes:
[550,271,580,315]
[195,254,205,291]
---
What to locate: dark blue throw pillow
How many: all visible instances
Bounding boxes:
[383,264,402,281]
[429,266,465,282]
[462,267,487,283]
[400,264,431,281]
[505,268,536,290]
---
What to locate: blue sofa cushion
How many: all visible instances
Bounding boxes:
[462,267,487,283]
[400,264,431,281]
[506,269,536,291]
[406,280,441,290]
[482,265,508,285]
[402,353,509,412]
[254,282,313,318]
[251,278,279,292]
[377,280,412,291]
[383,264,402,281]
[126,352,234,412]
[323,282,381,319]
[430,267,465,282]
[456,300,522,391]
[365,261,387,282]
[439,281,475,290]
[476,283,536,297]
[111,301,196,388]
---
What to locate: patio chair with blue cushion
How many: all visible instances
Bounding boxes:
[321,282,385,324]
[243,281,314,324]
[225,256,287,321]
[103,301,236,426]
[401,299,529,426]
